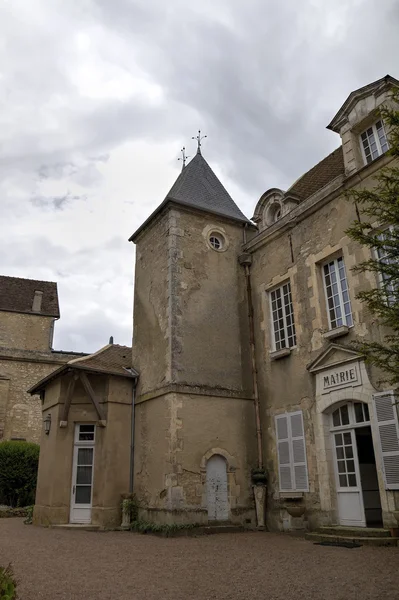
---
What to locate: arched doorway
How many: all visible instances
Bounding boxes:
[206,454,229,521]
[330,401,382,527]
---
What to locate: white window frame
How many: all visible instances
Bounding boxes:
[322,257,353,330]
[360,119,389,166]
[74,423,96,444]
[275,411,309,492]
[269,281,297,351]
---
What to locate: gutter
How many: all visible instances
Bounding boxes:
[238,250,263,471]
[129,377,138,494]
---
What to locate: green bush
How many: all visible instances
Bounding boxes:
[0,565,17,600]
[0,441,39,508]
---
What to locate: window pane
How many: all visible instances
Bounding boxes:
[77,448,93,466]
[364,404,370,422]
[338,460,346,473]
[79,425,95,441]
[76,466,92,485]
[340,405,350,425]
[75,485,91,504]
[344,445,353,459]
[346,460,355,473]
[336,446,344,459]
[333,410,341,427]
[343,432,351,445]
[335,433,343,446]
[348,474,357,487]
[339,474,347,487]
[354,403,364,423]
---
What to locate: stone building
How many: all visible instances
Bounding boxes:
[0,276,83,443]
[32,74,399,534]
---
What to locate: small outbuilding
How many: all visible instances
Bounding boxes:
[29,344,137,528]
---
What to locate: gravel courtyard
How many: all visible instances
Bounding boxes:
[1,519,399,600]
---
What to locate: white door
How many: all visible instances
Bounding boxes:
[206,455,229,521]
[70,424,96,524]
[333,429,366,527]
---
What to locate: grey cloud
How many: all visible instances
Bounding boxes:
[2,0,399,352]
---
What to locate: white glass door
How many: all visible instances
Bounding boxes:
[70,425,95,524]
[333,429,366,527]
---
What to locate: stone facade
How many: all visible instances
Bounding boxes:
[0,277,84,443]
[132,205,256,526]
[30,74,399,532]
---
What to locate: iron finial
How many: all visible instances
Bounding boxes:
[178,146,190,170]
[192,130,207,154]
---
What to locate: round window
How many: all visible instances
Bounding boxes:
[209,234,224,251]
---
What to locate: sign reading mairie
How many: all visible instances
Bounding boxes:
[322,363,360,393]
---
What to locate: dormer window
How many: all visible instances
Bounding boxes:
[360,120,389,165]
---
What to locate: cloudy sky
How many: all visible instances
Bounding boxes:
[1,0,398,353]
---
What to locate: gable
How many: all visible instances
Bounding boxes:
[307,343,361,373]
[327,74,399,133]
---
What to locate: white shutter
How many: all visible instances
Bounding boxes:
[373,391,399,490]
[275,414,292,491]
[275,411,309,492]
[290,411,309,492]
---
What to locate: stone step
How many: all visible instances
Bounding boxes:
[51,524,101,531]
[306,532,399,547]
[196,525,246,536]
[316,526,391,538]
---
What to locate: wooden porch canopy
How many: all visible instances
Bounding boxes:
[28,344,138,428]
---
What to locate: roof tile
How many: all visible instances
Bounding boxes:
[0,275,60,317]
[288,146,344,201]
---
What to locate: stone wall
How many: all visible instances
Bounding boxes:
[0,311,54,351]
[0,348,83,443]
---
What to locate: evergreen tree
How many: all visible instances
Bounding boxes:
[346,92,399,385]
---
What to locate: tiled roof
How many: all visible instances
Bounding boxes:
[68,344,136,377]
[288,146,344,201]
[28,344,137,394]
[0,275,60,317]
[130,151,249,241]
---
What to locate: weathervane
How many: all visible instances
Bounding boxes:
[178,146,190,170]
[192,130,207,154]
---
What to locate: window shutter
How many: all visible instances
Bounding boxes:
[372,391,399,490]
[290,411,309,492]
[275,411,309,492]
[275,414,292,491]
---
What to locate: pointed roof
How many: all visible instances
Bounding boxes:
[327,74,399,133]
[129,152,250,242]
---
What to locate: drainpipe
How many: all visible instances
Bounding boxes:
[129,377,138,494]
[239,250,266,529]
[240,256,263,470]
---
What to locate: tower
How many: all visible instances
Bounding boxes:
[129,149,257,525]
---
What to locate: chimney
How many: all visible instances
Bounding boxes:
[109,336,114,345]
[32,290,43,313]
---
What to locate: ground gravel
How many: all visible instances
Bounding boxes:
[1,518,399,600]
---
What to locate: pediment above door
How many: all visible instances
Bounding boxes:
[307,343,362,373]
[307,343,369,398]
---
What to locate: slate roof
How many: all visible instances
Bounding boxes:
[288,146,344,201]
[130,151,249,241]
[28,344,137,394]
[0,275,60,317]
